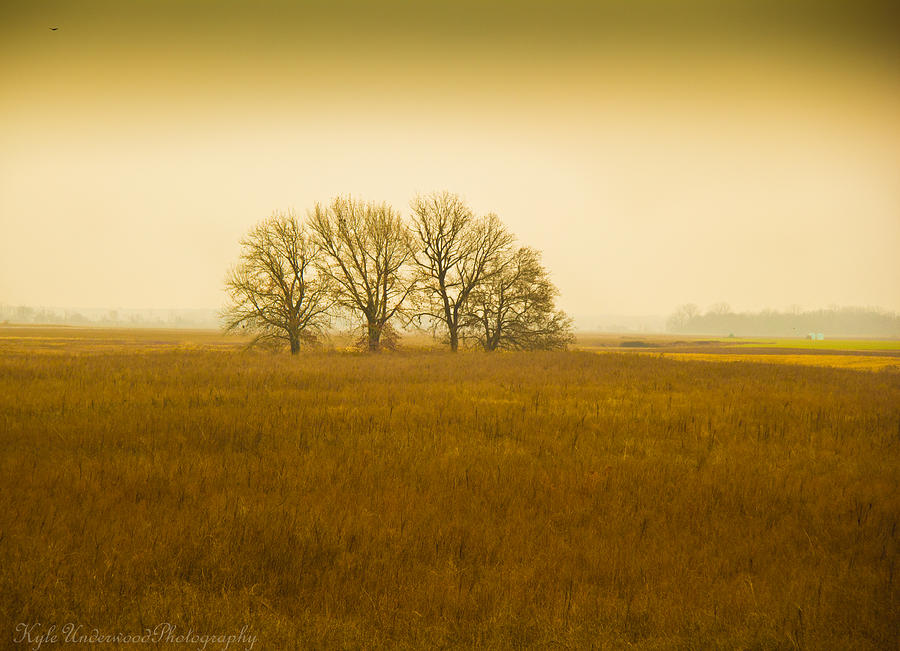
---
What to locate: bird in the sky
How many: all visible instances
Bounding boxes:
[49,27,58,31]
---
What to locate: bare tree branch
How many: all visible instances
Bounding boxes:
[463,246,574,351]
[308,197,416,352]
[410,191,513,351]
[222,211,334,354]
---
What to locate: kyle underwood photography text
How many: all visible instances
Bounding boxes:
[13,622,257,650]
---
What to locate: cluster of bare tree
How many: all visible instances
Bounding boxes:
[223,192,573,353]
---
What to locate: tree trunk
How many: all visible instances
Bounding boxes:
[445,296,458,352]
[289,334,300,355]
[481,320,493,351]
[367,321,380,352]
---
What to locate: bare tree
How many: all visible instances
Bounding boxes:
[410,191,514,351]
[308,196,416,352]
[666,303,701,332]
[223,212,333,354]
[464,246,574,351]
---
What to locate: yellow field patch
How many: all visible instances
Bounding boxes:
[655,352,900,371]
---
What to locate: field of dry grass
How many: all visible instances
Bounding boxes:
[1,327,898,649]
[575,334,900,372]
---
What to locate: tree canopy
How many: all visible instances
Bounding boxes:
[224,194,573,352]
[410,191,514,351]
[464,246,575,351]
[222,211,333,353]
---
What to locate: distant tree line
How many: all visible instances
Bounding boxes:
[0,306,92,325]
[0,306,220,329]
[667,303,900,337]
[223,192,574,353]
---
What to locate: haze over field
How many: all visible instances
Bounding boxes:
[1,1,898,323]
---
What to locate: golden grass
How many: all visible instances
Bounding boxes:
[574,333,900,353]
[634,352,900,371]
[575,332,900,371]
[1,328,898,648]
[734,339,900,352]
[0,325,245,356]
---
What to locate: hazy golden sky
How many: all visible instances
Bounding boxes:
[2,1,898,320]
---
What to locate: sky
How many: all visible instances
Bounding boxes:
[1,0,898,324]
